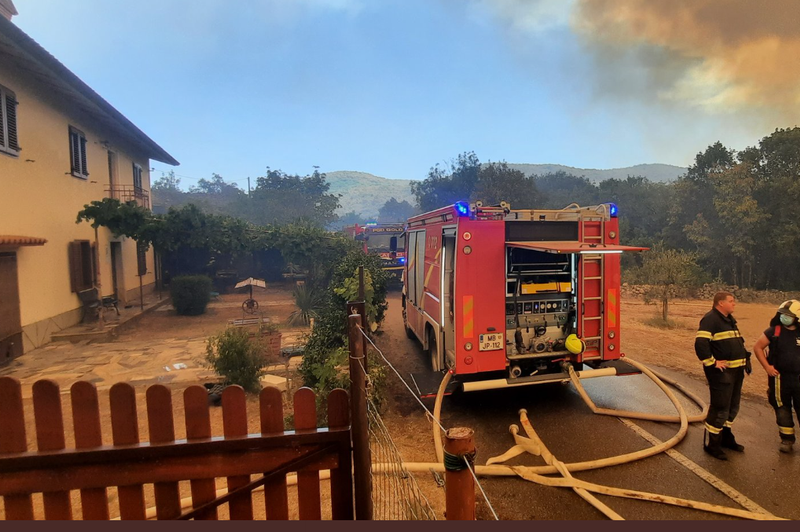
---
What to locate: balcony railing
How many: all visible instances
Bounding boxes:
[106,185,150,210]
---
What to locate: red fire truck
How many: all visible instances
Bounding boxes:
[344,223,407,283]
[402,201,646,392]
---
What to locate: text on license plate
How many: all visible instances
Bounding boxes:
[479,333,504,352]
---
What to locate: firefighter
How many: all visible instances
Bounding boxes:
[695,291,751,460]
[752,300,800,454]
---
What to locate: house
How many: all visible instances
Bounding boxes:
[0,2,179,361]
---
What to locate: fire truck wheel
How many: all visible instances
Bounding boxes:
[427,328,442,372]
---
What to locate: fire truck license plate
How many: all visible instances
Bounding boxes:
[479,334,503,352]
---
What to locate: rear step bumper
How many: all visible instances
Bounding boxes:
[461,367,617,393]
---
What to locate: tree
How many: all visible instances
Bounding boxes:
[471,162,541,208]
[633,243,701,322]
[244,169,341,227]
[377,198,417,223]
[411,152,481,211]
[534,171,598,209]
[151,171,185,211]
[596,176,672,246]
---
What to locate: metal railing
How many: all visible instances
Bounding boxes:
[106,185,150,209]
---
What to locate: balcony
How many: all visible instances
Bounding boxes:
[106,185,150,210]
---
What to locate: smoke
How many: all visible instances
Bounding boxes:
[476,0,800,122]
[573,0,800,117]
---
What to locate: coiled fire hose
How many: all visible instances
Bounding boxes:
[413,356,783,520]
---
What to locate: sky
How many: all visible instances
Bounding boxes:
[11,0,800,189]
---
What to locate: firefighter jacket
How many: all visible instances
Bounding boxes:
[695,309,748,368]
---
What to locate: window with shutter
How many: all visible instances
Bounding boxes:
[0,84,20,156]
[68,240,94,293]
[69,127,89,178]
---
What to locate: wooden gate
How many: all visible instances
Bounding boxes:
[0,378,353,520]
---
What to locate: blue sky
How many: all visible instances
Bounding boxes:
[12,0,796,189]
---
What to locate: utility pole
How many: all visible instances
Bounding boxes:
[247,177,251,196]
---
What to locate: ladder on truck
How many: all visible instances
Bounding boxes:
[579,213,606,361]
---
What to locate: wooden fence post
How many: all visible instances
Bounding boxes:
[348,314,373,520]
[444,427,476,521]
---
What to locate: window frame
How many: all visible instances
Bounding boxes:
[132,162,143,190]
[0,84,20,157]
[69,126,89,179]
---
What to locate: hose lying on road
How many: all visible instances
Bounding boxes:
[420,356,783,520]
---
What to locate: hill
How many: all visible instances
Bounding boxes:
[326,164,687,218]
[503,163,686,183]
[326,171,414,219]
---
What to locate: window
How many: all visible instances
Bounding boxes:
[0,84,20,156]
[107,151,117,186]
[69,127,89,178]
[68,241,95,293]
[136,241,148,276]
[132,162,143,190]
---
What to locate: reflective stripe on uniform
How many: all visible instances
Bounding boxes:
[702,357,716,367]
[779,426,795,435]
[705,423,722,435]
[727,358,747,368]
[775,375,783,408]
[696,331,712,340]
[724,421,734,428]
[711,330,743,341]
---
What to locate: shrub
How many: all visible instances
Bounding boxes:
[288,284,322,327]
[171,275,213,315]
[206,328,265,393]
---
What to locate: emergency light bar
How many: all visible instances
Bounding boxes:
[455,202,470,216]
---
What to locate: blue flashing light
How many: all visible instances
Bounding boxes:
[455,202,470,216]
[399,257,406,265]
[609,203,619,218]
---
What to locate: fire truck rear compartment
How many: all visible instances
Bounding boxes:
[505,246,577,378]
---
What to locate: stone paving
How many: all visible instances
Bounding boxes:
[0,297,305,399]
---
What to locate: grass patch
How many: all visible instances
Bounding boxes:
[643,317,687,330]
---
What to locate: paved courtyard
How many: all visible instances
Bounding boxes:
[0,288,306,399]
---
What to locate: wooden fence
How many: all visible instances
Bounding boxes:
[0,377,354,520]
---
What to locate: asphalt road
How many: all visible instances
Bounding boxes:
[378,293,800,520]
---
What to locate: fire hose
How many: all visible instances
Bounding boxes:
[413,356,783,520]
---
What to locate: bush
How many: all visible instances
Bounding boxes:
[206,328,265,393]
[171,275,213,315]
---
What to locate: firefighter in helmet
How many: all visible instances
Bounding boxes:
[752,299,800,453]
[695,291,751,460]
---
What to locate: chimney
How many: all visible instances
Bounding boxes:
[0,0,18,21]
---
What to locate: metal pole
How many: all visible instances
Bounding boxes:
[139,275,144,311]
[357,266,368,373]
[445,427,476,520]
[348,313,373,520]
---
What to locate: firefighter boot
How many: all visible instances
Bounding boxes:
[779,440,794,454]
[703,432,728,460]
[721,427,744,452]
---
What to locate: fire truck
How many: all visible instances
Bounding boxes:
[402,201,646,392]
[345,223,407,283]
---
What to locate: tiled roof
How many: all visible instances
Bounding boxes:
[0,235,47,246]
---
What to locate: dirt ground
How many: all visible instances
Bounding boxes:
[0,287,784,520]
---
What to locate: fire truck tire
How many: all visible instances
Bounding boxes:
[427,328,442,372]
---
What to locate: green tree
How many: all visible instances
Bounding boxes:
[411,152,481,212]
[534,171,598,209]
[377,198,417,223]
[632,243,701,322]
[472,162,541,208]
[244,169,341,227]
[151,171,185,211]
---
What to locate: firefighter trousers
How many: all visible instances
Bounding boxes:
[704,365,745,433]
[768,373,800,443]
